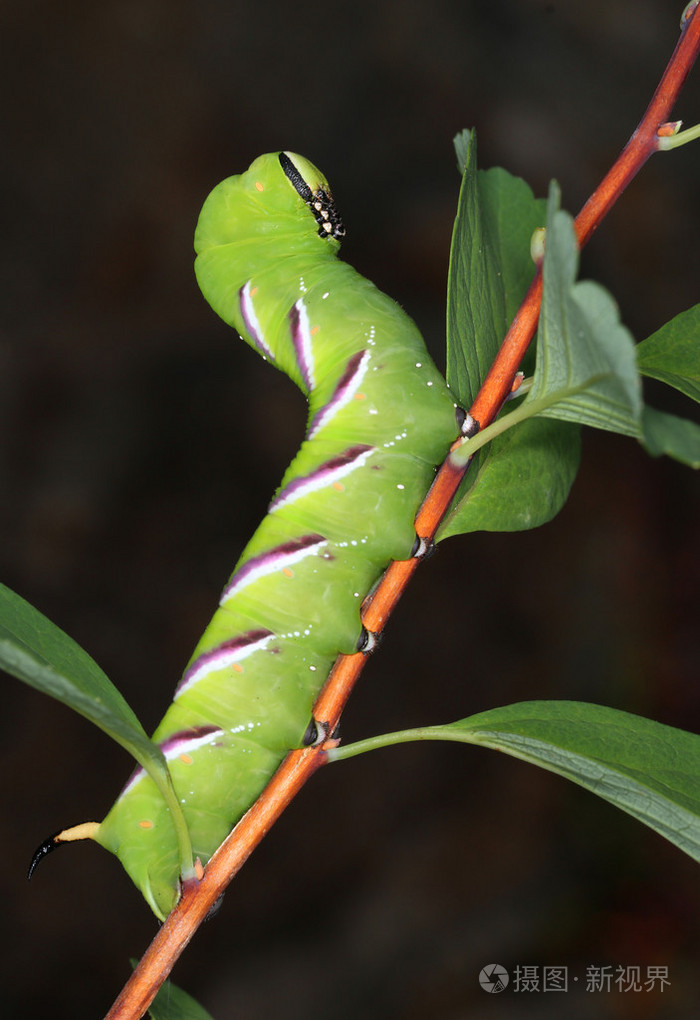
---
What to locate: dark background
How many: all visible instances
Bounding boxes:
[2,1,699,1017]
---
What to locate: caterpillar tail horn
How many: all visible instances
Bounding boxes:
[28,822,101,880]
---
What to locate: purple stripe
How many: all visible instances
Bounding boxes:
[118,726,224,798]
[239,281,274,360]
[220,534,327,604]
[269,444,374,512]
[307,349,370,438]
[175,629,274,698]
[159,725,224,758]
[289,299,315,391]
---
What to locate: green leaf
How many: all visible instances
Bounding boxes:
[0,582,155,760]
[446,130,546,408]
[437,418,580,538]
[329,701,700,862]
[0,582,194,877]
[525,185,643,437]
[478,167,547,330]
[453,129,471,173]
[636,303,700,403]
[443,132,564,537]
[640,405,700,467]
[130,963,216,1020]
[148,981,216,1020]
[446,130,501,406]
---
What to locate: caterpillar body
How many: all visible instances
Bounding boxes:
[43,153,461,918]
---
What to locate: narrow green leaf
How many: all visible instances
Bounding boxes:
[0,582,194,877]
[0,582,154,759]
[636,303,700,403]
[329,701,700,862]
[526,185,643,437]
[640,405,700,467]
[437,418,580,538]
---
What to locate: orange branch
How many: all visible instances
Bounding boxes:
[105,8,700,1017]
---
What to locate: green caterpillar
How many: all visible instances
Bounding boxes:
[31,152,464,919]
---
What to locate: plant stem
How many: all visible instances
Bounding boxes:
[146,766,196,883]
[105,8,700,1018]
[327,726,474,762]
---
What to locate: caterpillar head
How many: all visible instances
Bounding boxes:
[194,152,344,255]
[278,151,345,241]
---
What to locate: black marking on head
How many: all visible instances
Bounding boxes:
[279,152,313,201]
[28,830,64,881]
[278,153,345,241]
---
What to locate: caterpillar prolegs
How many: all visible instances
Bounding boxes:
[39,153,462,919]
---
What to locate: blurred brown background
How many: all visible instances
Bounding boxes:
[1,0,698,1017]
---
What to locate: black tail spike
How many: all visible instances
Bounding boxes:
[28,830,64,881]
[27,821,100,880]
